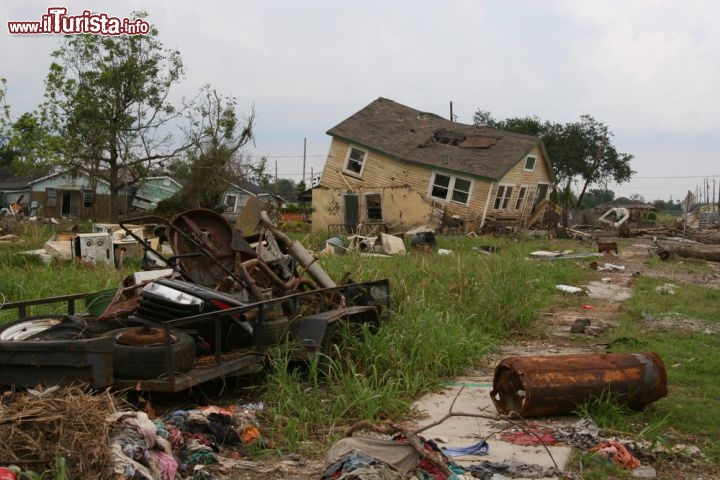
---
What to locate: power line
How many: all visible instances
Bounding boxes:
[630,174,719,179]
[452,91,720,115]
[244,154,326,159]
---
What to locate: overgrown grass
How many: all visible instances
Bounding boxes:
[262,235,593,452]
[573,390,635,434]
[6,227,657,461]
[596,275,720,465]
[4,224,718,473]
[0,221,133,320]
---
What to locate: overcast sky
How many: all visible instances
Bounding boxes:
[3,0,719,203]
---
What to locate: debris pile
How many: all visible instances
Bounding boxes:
[0,386,118,478]
[0,385,275,480]
[108,404,266,479]
[0,208,391,394]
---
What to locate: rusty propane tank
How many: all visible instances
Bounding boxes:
[490,352,667,418]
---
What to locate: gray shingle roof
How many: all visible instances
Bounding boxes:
[595,197,656,210]
[0,166,49,189]
[327,97,547,181]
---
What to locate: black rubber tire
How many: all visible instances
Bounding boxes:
[257,317,290,346]
[316,320,347,375]
[106,328,196,379]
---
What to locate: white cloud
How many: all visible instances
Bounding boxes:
[2,0,719,200]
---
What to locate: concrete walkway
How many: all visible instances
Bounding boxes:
[413,376,573,478]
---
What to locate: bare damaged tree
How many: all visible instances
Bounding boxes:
[167,85,255,211]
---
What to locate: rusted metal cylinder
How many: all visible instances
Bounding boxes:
[490,352,667,418]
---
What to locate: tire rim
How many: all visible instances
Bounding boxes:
[0,318,63,341]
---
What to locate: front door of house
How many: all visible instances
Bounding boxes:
[60,190,81,218]
[343,194,359,233]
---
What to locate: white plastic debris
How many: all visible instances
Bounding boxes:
[603,263,626,271]
[556,285,584,294]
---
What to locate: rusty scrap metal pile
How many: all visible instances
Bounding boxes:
[0,208,391,392]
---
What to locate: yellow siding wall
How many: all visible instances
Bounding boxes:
[311,186,434,234]
[487,146,554,223]
[314,139,553,231]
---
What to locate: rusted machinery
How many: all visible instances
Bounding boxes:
[490,352,667,417]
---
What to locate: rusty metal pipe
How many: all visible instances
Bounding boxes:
[490,352,667,418]
[259,211,336,288]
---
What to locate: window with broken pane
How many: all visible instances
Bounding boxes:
[430,174,450,199]
[345,147,367,175]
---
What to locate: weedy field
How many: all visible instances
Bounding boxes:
[1,221,718,479]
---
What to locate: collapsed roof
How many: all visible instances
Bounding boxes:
[327,97,552,181]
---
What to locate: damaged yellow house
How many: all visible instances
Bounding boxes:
[312,97,554,234]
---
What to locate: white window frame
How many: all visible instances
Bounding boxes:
[224,193,238,213]
[494,185,513,210]
[524,155,537,171]
[343,146,368,177]
[428,172,473,206]
[536,183,550,201]
[515,185,528,210]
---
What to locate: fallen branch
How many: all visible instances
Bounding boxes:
[345,386,560,471]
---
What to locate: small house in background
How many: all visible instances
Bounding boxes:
[0,165,48,215]
[132,176,183,211]
[312,97,555,235]
[219,179,288,224]
[28,168,132,221]
[221,179,264,216]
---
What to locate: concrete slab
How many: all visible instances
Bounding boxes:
[412,376,573,478]
[585,279,633,302]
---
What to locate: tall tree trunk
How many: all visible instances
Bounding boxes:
[576,133,607,208]
[109,150,119,223]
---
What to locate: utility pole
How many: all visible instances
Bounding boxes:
[275,160,278,195]
[302,138,307,188]
[449,101,454,122]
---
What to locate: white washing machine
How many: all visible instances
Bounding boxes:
[72,232,114,266]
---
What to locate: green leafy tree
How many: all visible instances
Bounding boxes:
[580,188,615,208]
[0,79,58,171]
[473,111,634,209]
[271,178,297,199]
[8,113,60,168]
[40,12,187,221]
